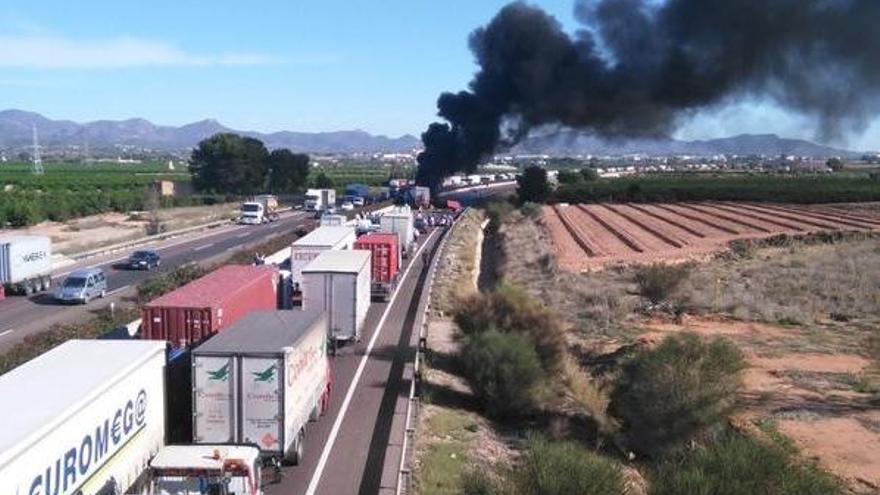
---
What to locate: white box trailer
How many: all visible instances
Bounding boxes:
[0,340,166,495]
[302,250,371,343]
[290,226,357,292]
[380,206,415,258]
[304,188,336,212]
[0,234,53,295]
[191,310,331,465]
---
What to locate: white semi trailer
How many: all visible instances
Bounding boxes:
[304,189,336,212]
[301,250,371,343]
[0,340,167,495]
[191,310,332,466]
[289,226,356,304]
[379,206,415,258]
[0,234,53,295]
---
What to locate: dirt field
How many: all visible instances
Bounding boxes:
[17,203,238,255]
[545,202,880,271]
[642,316,880,493]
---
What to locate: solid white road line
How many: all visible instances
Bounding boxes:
[236,232,251,239]
[304,229,439,495]
[0,329,14,338]
[192,243,215,252]
[106,285,131,297]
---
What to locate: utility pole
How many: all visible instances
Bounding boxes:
[31,124,44,175]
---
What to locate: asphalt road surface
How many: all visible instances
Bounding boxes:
[265,226,443,495]
[0,211,313,353]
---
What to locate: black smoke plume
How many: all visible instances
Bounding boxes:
[417,0,880,186]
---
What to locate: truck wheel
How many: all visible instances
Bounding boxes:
[286,429,305,466]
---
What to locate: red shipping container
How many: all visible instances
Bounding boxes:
[355,233,399,284]
[141,265,279,348]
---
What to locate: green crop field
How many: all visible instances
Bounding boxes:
[553,173,880,204]
[0,161,221,227]
[308,163,411,188]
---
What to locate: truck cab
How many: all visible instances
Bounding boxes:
[239,202,265,225]
[148,445,262,495]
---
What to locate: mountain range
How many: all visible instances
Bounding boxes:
[0,109,861,157]
[0,109,421,154]
[512,130,859,158]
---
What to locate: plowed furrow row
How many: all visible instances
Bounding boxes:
[576,205,645,253]
[653,204,741,235]
[681,203,773,233]
[630,204,710,238]
[707,202,807,232]
[599,204,685,248]
[552,205,600,257]
[731,203,847,231]
[789,205,880,228]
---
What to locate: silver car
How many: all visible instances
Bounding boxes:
[55,268,107,304]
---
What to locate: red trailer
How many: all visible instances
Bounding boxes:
[141,264,279,348]
[354,233,400,302]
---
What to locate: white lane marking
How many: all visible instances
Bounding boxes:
[0,329,14,338]
[106,285,131,297]
[304,229,439,495]
[192,243,215,252]
[236,232,251,239]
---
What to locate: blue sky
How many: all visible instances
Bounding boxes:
[0,1,877,149]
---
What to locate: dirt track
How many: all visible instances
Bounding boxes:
[545,202,880,271]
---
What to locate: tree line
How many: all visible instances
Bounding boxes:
[189,133,311,195]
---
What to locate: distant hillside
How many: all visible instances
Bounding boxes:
[0,109,420,153]
[512,130,858,157]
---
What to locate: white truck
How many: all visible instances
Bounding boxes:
[289,226,356,304]
[301,250,371,343]
[0,234,53,295]
[191,310,332,466]
[240,194,280,225]
[380,206,415,258]
[304,188,336,212]
[0,340,167,495]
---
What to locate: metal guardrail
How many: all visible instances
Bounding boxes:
[395,207,465,495]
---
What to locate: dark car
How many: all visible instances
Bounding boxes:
[127,250,161,270]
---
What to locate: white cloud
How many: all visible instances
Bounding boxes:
[0,35,280,68]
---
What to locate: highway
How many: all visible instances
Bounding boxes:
[0,210,313,353]
[265,225,443,495]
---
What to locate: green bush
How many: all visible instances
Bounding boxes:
[454,282,566,374]
[520,201,542,218]
[611,333,746,458]
[459,330,544,419]
[635,263,690,305]
[650,433,841,495]
[511,436,625,495]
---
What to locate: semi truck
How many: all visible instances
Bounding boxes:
[0,340,167,495]
[289,226,356,305]
[141,265,279,349]
[380,206,415,258]
[240,195,279,225]
[240,194,280,225]
[191,310,332,466]
[302,250,371,343]
[354,233,400,302]
[0,234,53,296]
[0,339,268,495]
[304,188,336,212]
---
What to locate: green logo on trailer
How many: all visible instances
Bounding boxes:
[207,364,230,381]
[253,364,277,383]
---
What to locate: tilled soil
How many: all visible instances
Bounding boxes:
[546,202,880,271]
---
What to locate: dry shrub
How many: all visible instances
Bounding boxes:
[454,281,567,375]
[610,333,746,458]
[634,263,690,305]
